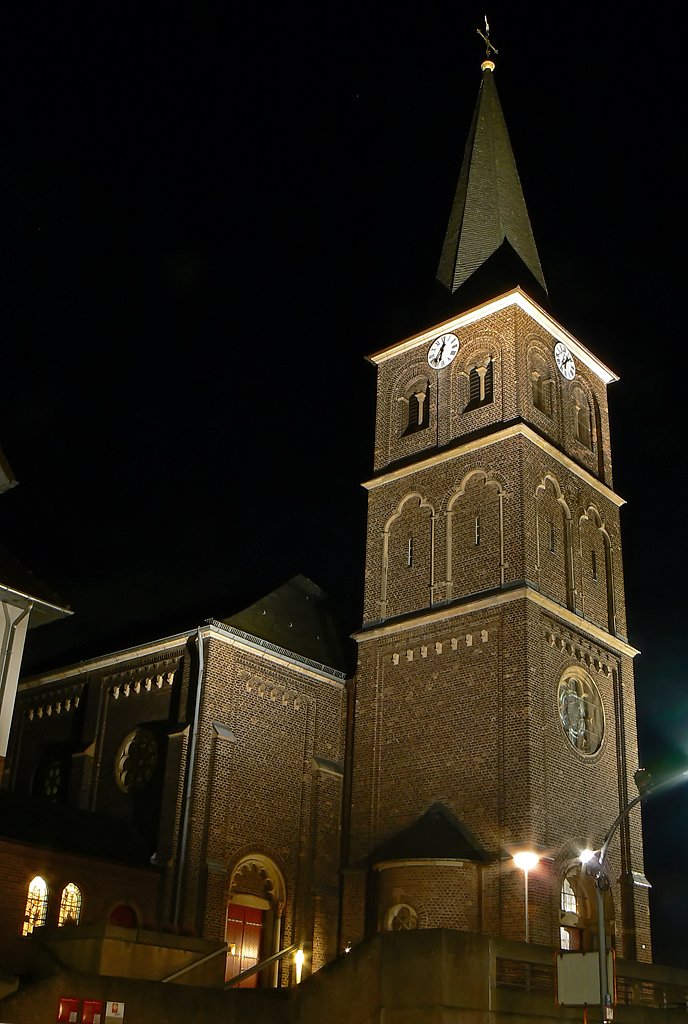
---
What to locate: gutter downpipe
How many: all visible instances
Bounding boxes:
[0,602,33,770]
[172,626,205,927]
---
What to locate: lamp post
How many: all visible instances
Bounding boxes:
[513,850,540,942]
[585,767,688,1024]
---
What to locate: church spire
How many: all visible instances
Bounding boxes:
[434,27,547,316]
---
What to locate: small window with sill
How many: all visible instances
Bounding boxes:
[403,385,430,435]
[530,353,553,417]
[464,358,493,412]
[573,386,592,449]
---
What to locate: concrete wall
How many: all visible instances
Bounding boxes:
[2,930,687,1024]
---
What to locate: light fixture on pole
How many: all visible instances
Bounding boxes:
[513,850,540,942]
[584,766,688,1024]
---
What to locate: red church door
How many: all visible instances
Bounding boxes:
[225,904,264,987]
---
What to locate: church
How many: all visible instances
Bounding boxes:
[0,30,684,1024]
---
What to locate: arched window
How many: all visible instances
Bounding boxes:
[530,352,553,416]
[404,386,430,434]
[58,883,82,927]
[561,877,577,914]
[465,359,493,411]
[573,386,592,449]
[110,904,138,928]
[22,876,48,935]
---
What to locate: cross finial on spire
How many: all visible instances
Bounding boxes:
[476,15,498,59]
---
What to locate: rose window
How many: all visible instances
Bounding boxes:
[115,728,158,792]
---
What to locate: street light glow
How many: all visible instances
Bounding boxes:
[579,848,595,864]
[513,850,539,872]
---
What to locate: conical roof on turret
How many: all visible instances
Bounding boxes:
[435,56,546,314]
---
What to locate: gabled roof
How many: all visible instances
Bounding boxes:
[370,803,490,865]
[220,574,351,676]
[435,60,546,315]
[0,542,71,627]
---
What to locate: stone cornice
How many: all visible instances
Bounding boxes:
[366,288,618,385]
[353,585,639,659]
[363,421,624,508]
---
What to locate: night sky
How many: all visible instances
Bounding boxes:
[0,4,686,966]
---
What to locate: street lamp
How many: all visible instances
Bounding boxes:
[584,767,688,1024]
[513,850,540,942]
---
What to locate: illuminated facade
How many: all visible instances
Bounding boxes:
[0,50,652,997]
[342,58,649,961]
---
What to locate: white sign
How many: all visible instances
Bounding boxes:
[556,950,614,1006]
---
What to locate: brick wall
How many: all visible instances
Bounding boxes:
[0,838,160,975]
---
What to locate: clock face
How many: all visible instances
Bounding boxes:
[428,333,460,369]
[554,341,576,380]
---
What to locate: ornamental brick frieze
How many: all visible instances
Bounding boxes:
[25,685,83,720]
[390,629,490,665]
[242,671,304,711]
[109,669,176,700]
[544,624,614,677]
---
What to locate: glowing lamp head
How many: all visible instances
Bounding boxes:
[513,850,540,872]
[579,848,595,865]
[294,947,305,984]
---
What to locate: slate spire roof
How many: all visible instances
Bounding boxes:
[433,56,547,316]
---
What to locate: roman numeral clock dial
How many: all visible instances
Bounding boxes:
[428,332,460,369]
[554,341,576,380]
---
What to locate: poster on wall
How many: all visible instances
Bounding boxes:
[56,996,79,1023]
[104,1002,125,1023]
[82,999,104,1024]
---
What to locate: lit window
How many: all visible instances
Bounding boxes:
[58,883,82,927]
[23,876,48,936]
[561,877,577,914]
[407,538,414,567]
[474,515,481,546]
[560,926,571,949]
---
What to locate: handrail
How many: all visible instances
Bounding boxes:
[224,941,299,989]
[161,942,228,983]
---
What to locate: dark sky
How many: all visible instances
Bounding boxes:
[0,4,686,966]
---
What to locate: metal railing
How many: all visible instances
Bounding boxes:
[224,942,300,989]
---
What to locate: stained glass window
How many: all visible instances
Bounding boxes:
[58,883,82,927]
[23,876,48,935]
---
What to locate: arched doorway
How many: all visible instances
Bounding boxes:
[225,855,285,988]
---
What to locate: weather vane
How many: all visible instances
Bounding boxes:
[476,15,498,58]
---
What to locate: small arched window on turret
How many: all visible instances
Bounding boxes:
[530,353,552,417]
[464,358,493,412]
[402,383,430,436]
[572,386,592,449]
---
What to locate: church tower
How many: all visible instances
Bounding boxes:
[342,45,650,961]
